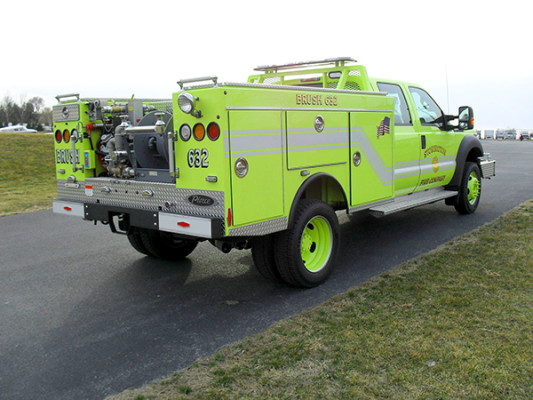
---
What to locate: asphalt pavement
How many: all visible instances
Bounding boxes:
[0,140,532,399]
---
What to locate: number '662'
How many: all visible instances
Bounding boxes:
[187,148,209,168]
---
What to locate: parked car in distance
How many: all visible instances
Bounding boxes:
[0,125,38,133]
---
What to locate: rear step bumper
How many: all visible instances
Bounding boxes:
[52,199,224,239]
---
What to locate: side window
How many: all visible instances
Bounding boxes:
[408,87,444,127]
[377,82,412,126]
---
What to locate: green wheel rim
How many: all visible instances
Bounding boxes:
[300,216,333,272]
[467,171,480,205]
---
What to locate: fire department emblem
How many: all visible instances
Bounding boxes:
[377,116,390,139]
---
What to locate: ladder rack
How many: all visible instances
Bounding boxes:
[254,57,357,72]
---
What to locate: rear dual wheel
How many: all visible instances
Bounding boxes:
[252,199,340,288]
[127,227,198,260]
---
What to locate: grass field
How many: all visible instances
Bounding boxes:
[0,132,56,216]
[108,200,533,400]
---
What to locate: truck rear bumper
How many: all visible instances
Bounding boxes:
[52,199,225,239]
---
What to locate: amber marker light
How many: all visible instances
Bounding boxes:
[55,130,62,143]
[207,122,220,141]
[193,123,205,141]
[64,129,72,143]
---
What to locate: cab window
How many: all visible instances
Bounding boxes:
[409,87,444,127]
[377,82,412,126]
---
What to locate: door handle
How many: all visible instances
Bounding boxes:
[421,135,426,150]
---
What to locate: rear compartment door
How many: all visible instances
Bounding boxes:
[228,111,284,226]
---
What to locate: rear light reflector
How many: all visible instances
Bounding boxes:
[177,221,190,228]
[179,124,191,141]
[207,122,220,141]
[193,123,205,141]
[64,207,72,211]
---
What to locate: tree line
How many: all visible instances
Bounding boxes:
[0,96,53,131]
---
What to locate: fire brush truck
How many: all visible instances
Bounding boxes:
[52,58,495,287]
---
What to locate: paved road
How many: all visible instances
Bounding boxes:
[1,141,531,399]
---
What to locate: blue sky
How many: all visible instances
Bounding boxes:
[1,0,531,129]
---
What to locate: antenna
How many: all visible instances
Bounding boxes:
[445,64,450,114]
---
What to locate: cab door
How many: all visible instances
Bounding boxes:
[407,86,457,190]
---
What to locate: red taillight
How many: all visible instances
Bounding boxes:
[86,123,94,132]
[55,130,62,143]
[177,221,190,228]
[207,122,220,141]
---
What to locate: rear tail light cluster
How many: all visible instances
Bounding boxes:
[55,129,74,143]
[179,122,220,142]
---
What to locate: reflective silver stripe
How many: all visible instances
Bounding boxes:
[230,134,283,153]
[395,165,420,178]
[226,106,391,112]
[288,144,349,153]
[159,212,214,238]
[350,127,393,185]
[420,159,456,173]
[52,199,85,217]
[287,128,348,147]
[230,149,285,158]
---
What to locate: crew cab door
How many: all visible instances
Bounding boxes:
[376,82,420,196]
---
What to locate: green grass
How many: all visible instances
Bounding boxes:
[0,132,56,216]
[107,200,533,400]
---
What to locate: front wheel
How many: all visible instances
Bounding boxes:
[274,199,340,288]
[454,161,482,214]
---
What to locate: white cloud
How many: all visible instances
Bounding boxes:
[1,0,531,127]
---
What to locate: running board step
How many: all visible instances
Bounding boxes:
[369,189,458,217]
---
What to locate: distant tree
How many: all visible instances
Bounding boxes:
[2,96,14,123]
[0,106,7,127]
[28,96,45,113]
[39,107,53,129]
[22,102,36,127]
[10,104,22,125]
[22,102,34,127]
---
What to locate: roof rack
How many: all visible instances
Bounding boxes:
[254,57,356,72]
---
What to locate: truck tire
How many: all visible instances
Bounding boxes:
[251,234,283,282]
[127,228,154,256]
[139,229,198,260]
[454,161,481,214]
[274,199,340,287]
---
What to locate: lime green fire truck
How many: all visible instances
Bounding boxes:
[52,58,495,287]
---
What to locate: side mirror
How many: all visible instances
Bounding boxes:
[458,106,474,130]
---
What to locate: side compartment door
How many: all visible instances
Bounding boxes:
[228,111,284,226]
[349,111,394,206]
